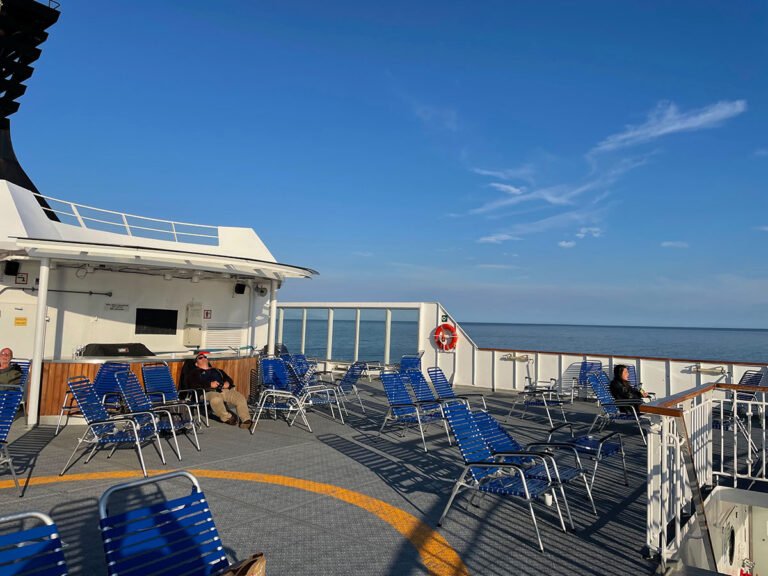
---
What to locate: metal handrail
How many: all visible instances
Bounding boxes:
[34,192,219,244]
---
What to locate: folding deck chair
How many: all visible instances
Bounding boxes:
[251,357,309,431]
[56,361,129,435]
[0,511,68,575]
[98,471,233,576]
[0,388,23,496]
[506,376,568,427]
[142,361,208,428]
[547,423,628,490]
[472,409,595,526]
[439,402,565,552]
[115,370,200,460]
[572,360,603,401]
[59,376,165,478]
[398,353,423,377]
[332,361,366,414]
[379,371,450,452]
[587,372,647,445]
[427,366,487,410]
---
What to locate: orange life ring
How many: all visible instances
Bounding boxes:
[434,323,458,351]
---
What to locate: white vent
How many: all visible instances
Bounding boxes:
[204,324,244,350]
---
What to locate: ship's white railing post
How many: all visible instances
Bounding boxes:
[300,309,307,355]
[276,308,284,348]
[326,309,334,361]
[353,309,361,362]
[383,309,392,366]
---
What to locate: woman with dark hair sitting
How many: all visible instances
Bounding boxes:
[610,364,647,412]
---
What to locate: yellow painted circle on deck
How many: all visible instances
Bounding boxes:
[0,470,469,576]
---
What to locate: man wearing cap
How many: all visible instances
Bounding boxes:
[186,352,251,429]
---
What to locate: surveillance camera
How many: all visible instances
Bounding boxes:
[257,285,268,297]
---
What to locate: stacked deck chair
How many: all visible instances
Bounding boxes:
[547,423,628,490]
[0,388,24,496]
[115,370,200,460]
[0,512,68,575]
[573,360,603,401]
[142,361,208,428]
[281,353,317,383]
[427,366,487,410]
[56,361,130,435]
[60,375,165,478]
[587,372,647,445]
[98,471,240,576]
[398,353,423,377]
[506,376,568,428]
[439,402,566,552]
[250,358,314,432]
[379,371,450,452]
[471,408,596,528]
[332,361,367,414]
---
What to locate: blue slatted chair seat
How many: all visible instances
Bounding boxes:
[336,363,364,394]
[570,436,622,458]
[392,409,443,424]
[99,473,230,576]
[0,389,23,441]
[480,474,550,498]
[0,513,68,576]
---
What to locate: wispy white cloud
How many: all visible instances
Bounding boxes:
[477,232,522,244]
[472,164,536,183]
[661,241,689,249]
[488,183,525,195]
[756,226,768,232]
[558,241,576,248]
[414,105,459,132]
[476,263,519,269]
[576,226,602,239]
[754,148,768,157]
[592,100,747,154]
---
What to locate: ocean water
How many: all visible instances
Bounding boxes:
[280,319,768,365]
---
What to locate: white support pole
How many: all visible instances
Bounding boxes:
[300,308,307,354]
[267,279,278,356]
[247,281,255,352]
[326,308,334,361]
[353,308,361,362]
[277,308,284,346]
[27,258,50,427]
[384,309,392,366]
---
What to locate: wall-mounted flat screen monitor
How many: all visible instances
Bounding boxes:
[135,308,178,335]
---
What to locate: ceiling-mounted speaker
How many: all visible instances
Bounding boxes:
[256,285,268,297]
[4,261,20,276]
[234,283,246,295]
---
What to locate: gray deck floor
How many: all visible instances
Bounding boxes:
[1,381,658,575]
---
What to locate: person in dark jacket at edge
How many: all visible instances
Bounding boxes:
[0,348,22,388]
[610,364,647,413]
[185,351,252,429]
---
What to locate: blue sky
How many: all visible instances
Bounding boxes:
[13,1,768,327]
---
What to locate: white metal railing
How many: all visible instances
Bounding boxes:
[644,384,767,570]
[35,193,219,245]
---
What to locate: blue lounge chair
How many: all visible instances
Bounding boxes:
[10,358,29,415]
[250,358,313,432]
[378,371,450,452]
[547,423,628,490]
[59,376,165,478]
[98,471,231,576]
[115,370,200,460]
[55,361,129,435]
[0,512,68,575]
[142,361,208,428]
[0,388,23,496]
[332,361,366,414]
[438,402,565,552]
[587,372,647,445]
[472,409,595,526]
[398,353,423,376]
[572,360,603,400]
[427,366,487,410]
